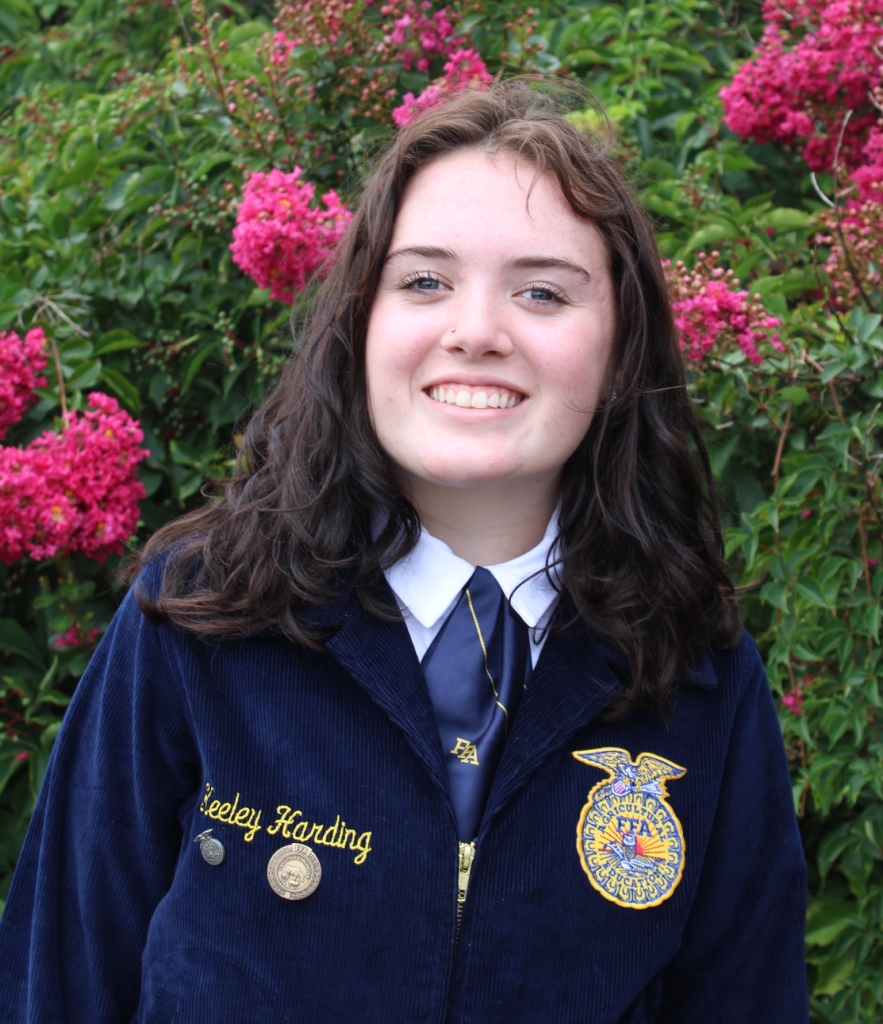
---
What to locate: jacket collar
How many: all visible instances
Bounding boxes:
[318,583,718,831]
[320,586,450,797]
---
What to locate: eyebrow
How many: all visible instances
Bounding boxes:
[384,245,458,264]
[384,247,592,281]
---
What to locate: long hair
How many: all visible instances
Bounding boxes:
[131,81,741,713]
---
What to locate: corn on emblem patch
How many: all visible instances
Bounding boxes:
[573,747,687,910]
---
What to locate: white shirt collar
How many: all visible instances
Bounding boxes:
[384,512,562,631]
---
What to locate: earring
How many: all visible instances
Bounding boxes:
[610,390,618,403]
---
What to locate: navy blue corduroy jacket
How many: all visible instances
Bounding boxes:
[0,577,808,1023]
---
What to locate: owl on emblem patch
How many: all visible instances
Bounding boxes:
[572,747,687,910]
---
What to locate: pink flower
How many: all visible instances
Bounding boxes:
[664,253,784,365]
[393,85,446,126]
[54,625,101,648]
[229,168,352,304]
[781,689,804,713]
[14,751,28,761]
[801,508,813,519]
[782,673,813,715]
[0,392,149,564]
[721,0,883,178]
[442,48,493,88]
[0,327,47,440]
[392,47,492,127]
[269,31,296,66]
[389,2,458,68]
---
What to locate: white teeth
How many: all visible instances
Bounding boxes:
[428,386,523,409]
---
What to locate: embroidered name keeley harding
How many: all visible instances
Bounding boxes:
[198,784,373,864]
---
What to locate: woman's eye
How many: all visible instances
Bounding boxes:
[401,272,445,293]
[521,285,563,305]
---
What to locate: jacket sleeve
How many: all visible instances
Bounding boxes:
[655,638,809,1023]
[0,582,200,1024]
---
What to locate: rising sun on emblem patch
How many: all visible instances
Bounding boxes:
[572,747,687,910]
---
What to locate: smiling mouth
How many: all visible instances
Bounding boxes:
[427,384,525,409]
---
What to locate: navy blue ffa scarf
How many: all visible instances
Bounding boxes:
[421,567,532,841]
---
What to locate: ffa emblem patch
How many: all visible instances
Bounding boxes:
[572,747,687,910]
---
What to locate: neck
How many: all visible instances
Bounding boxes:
[407,477,560,566]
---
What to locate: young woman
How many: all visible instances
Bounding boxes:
[0,82,808,1022]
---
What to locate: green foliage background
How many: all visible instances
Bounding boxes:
[1,0,881,1018]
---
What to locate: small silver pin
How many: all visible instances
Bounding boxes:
[195,829,225,866]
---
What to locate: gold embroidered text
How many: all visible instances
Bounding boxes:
[451,738,480,765]
[198,784,262,842]
[266,806,372,865]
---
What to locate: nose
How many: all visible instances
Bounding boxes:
[440,289,514,359]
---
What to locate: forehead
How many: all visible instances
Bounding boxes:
[390,148,609,267]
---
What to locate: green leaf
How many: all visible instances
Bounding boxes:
[758,208,813,231]
[821,359,848,384]
[805,900,856,945]
[93,330,145,356]
[856,312,882,342]
[65,359,102,391]
[227,20,269,46]
[793,578,830,608]
[779,386,809,405]
[99,367,142,413]
[0,619,44,667]
[56,139,99,189]
[686,222,739,252]
[181,342,218,395]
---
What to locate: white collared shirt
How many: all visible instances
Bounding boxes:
[383,515,562,667]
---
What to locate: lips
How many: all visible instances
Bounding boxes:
[427,383,525,409]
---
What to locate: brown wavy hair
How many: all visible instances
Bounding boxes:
[131,80,741,712]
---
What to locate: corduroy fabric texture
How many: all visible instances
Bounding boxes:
[0,568,809,1023]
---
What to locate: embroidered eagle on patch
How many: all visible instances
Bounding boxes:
[572,747,687,909]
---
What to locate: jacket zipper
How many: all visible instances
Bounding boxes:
[455,840,476,950]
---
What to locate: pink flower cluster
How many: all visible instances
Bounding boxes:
[0,391,149,565]
[269,30,297,66]
[665,252,785,365]
[54,624,101,649]
[0,328,48,441]
[230,167,352,303]
[720,0,883,177]
[387,0,457,71]
[851,116,883,201]
[819,199,883,306]
[393,48,493,127]
[781,674,812,714]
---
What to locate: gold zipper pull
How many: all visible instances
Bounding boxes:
[457,841,476,908]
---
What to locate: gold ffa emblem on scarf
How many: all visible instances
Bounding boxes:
[572,748,687,910]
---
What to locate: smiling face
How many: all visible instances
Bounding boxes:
[365,148,617,511]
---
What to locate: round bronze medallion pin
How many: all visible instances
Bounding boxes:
[267,843,322,900]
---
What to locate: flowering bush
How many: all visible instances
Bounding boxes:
[720,0,883,176]
[664,252,784,364]
[0,391,149,565]
[230,168,352,303]
[389,0,458,71]
[0,328,47,441]
[819,200,883,308]
[393,47,494,126]
[2,0,883,1016]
